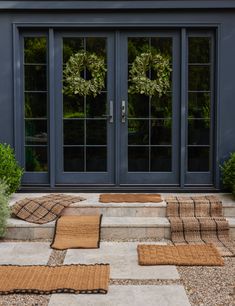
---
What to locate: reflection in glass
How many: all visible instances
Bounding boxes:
[64,147,84,172]
[151,93,172,118]
[128,94,149,118]
[188,92,210,119]
[188,147,210,172]
[63,94,85,118]
[151,147,172,171]
[128,147,149,172]
[151,120,171,145]
[86,147,107,171]
[25,65,47,91]
[128,120,149,145]
[64,120,84,145]
[188,66,210,91]
[25,120,47,145]
[188,119,210,145]
[86,120,107,145]
[24,37,47,63]
[189,37,211,63]
[25,146,48,171]
[86,93,107,118]
[25,93,47,118]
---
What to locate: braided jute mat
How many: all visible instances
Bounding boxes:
[0,264,110,295]
[11,194,85,224]
[137,244,224,266]
[99,193,162,203]
[165,196,235,257]
[51,215,102,250]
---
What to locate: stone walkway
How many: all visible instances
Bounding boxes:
[0,241,190,306]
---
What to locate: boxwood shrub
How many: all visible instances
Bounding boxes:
[221,152,235,196]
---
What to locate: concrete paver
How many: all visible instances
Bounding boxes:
[65,242,179,280]
[0,242,51,265]
[48,285,191,306]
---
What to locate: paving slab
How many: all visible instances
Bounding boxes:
[0,242,51,265]
[48,285,191,306]
[65,242,179,280]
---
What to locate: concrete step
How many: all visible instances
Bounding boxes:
[6,216,235,241]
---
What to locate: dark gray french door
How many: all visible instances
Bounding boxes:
[54,32,115,184]
[54,30,180,185]
[119,32,180,185]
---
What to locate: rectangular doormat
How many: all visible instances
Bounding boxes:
[165,196,235,257]
[0,264,110,295]
[99,193,162,203]
[137,244,224,266]
[51,215,102,250]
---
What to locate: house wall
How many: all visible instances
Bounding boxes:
[0,3,235,189]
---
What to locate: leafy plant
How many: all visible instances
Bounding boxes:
[0,181,10,237]
[0,144,24,195]
[221,152,235,196]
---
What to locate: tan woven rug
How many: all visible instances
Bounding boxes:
[51,215,102,250]
[0,264,110,295]
[166,196,235,257]
[99,193,162,203]
[137,244,224,266]
[11,194,85,224]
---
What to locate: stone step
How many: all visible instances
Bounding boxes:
[6,216,235,240]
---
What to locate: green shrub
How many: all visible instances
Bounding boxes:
[0,182,10,237]
[221,152,235,196]
[0,143,24,195]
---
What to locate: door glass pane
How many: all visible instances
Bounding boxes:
[63,37,107,172]
[187,36,212,172]
[24,37,48,172]
[128,37,172,172]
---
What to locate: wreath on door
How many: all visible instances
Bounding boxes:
[129,52,171,97]
[63,51,107,97]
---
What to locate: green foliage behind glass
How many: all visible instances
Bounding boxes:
[0,144,24,195]
[0,182,10,237]
[221,152,235,196]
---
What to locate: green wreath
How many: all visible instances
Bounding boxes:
[63,51,107,97]
[129,52,172,97]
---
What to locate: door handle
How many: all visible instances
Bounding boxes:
[102,100,113,123]
[121,100,126,123]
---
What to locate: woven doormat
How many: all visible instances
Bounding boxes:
[0,264,110,295]
[11,194,85,224]
[51,215,102,250]
[137,244,224,266]
[99,193,162,203]
[165,196,235,257]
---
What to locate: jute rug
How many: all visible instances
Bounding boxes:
[99,193,162,203]
[11,194,85,224]
[137,244,224,266]
[0,264,110,295]
[165,196,235,257]
[51,215,102,250]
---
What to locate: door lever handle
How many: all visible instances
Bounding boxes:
[121,100,126,123]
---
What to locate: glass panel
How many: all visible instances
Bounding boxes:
[25,146,48,171]
[86,93,107,118]
[25,65,47,91]
[128,94,149,118]
[64,120,84,145]
[151,147,172,172]
[24,37,47,63]
[63,94,85,118]
[128,147,149,172]
[151,119,171,145]
[25,120,47,145]
[189,37,211,63]
[25,93,47,118]
[86,120,107,145]
[86,147,107,171]
[188,147,210,172]
[151,93,172,118]
[64,147,84,172]
[128,120,149,145]
[188,119,210,145]
[151,37,172,60]
[63,37,107,172]
[188,92,210,119]
[128,37,149,62]
[188,66,210,91]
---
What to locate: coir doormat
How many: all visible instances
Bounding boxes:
[137,244,224,266]
[51,215,102,250]
[99,193,162,203]
[0,264,110,295]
